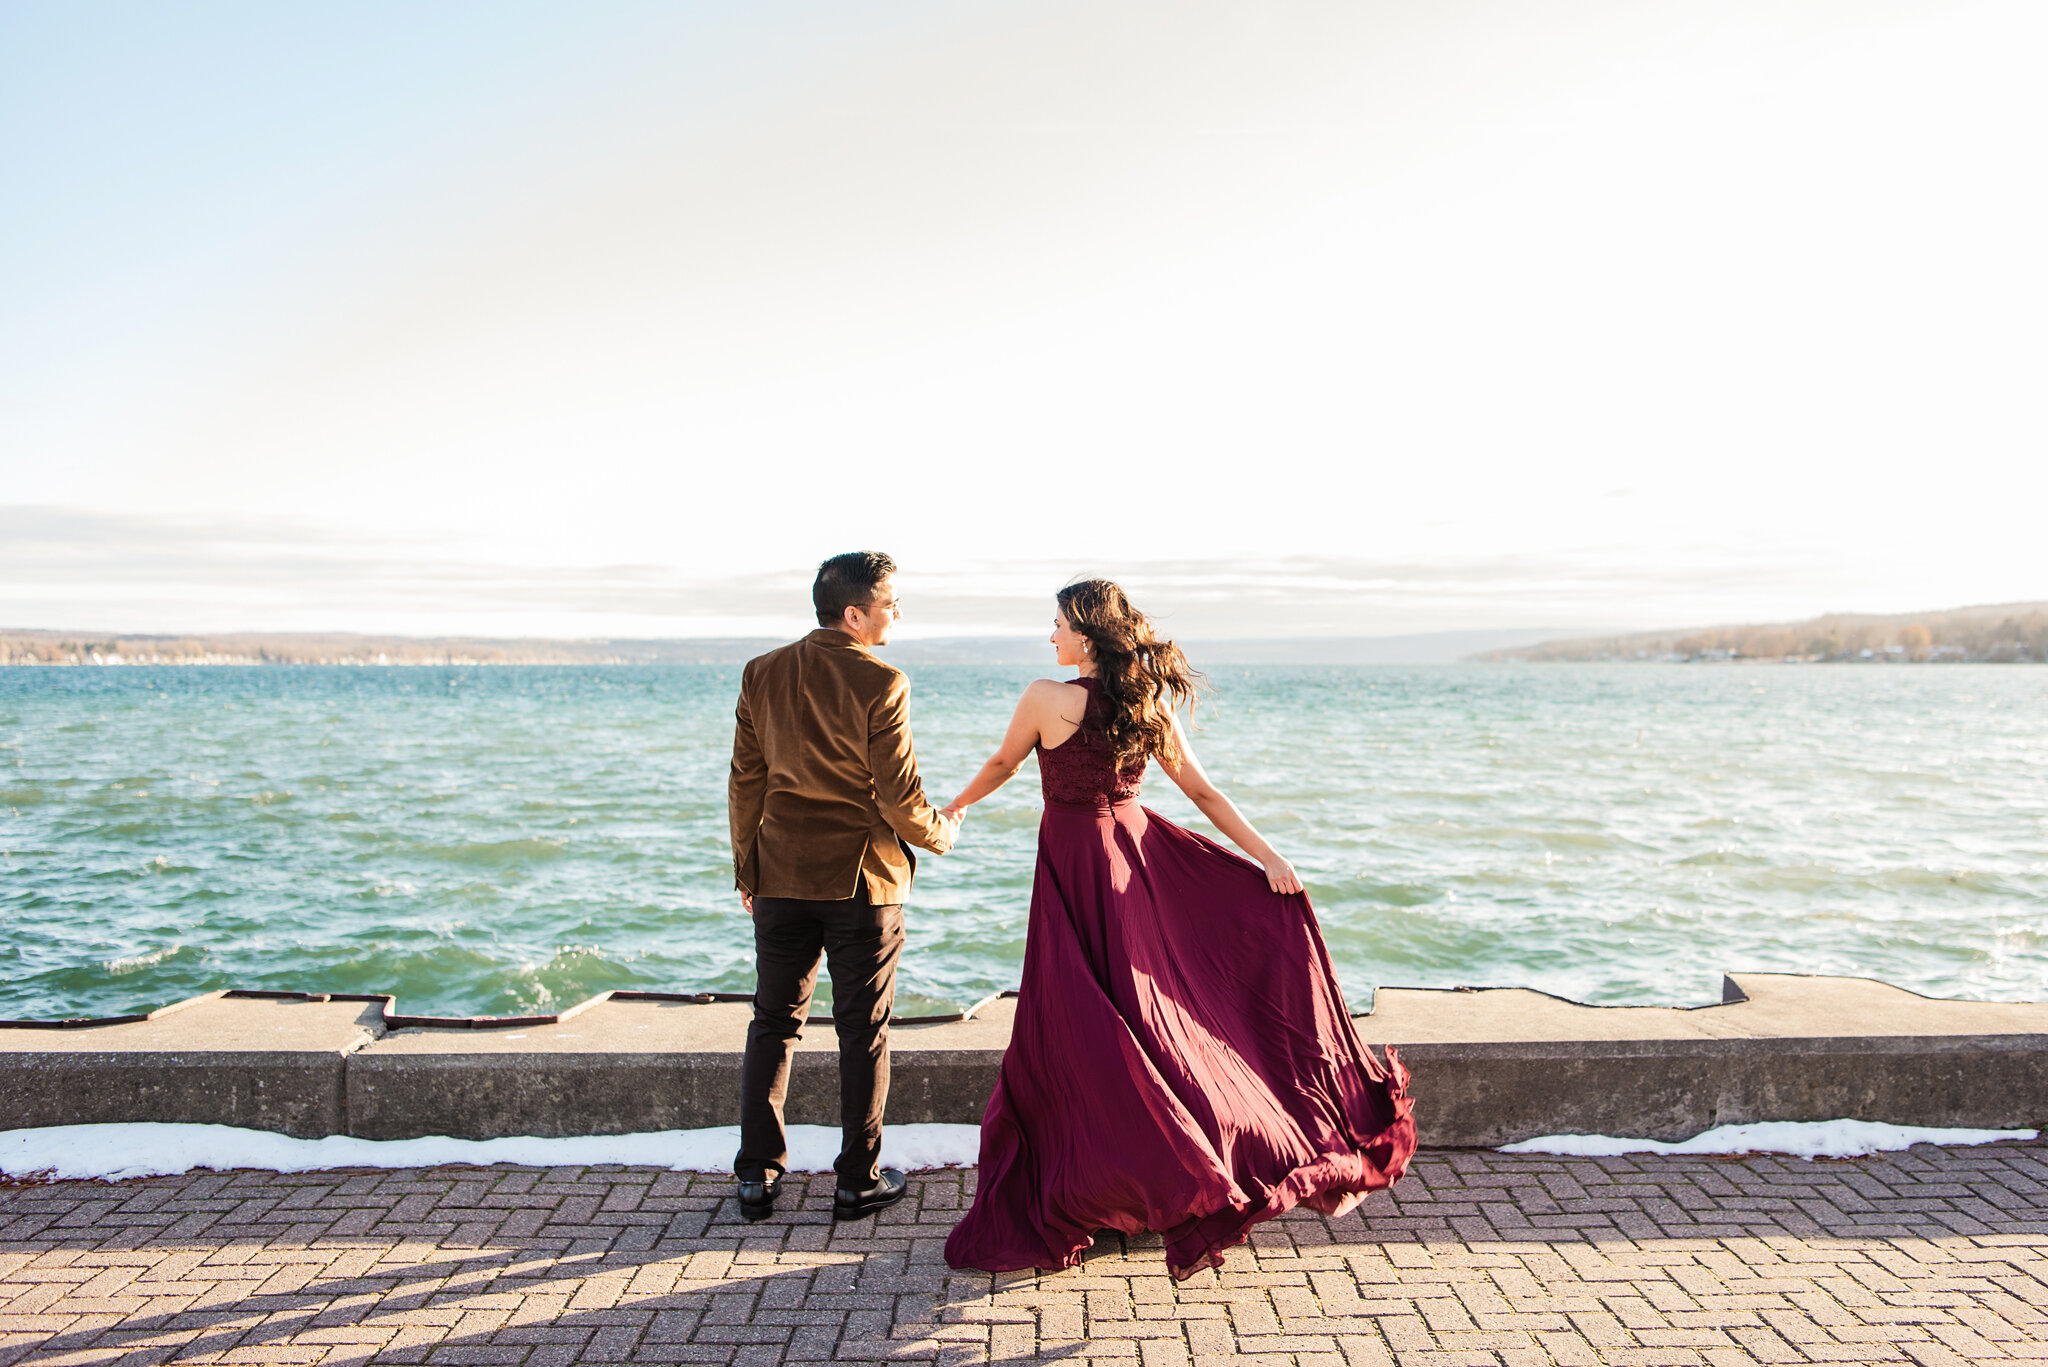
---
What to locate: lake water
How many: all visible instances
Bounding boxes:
[3,663,2044,1021]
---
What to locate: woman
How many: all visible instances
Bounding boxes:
[940,579,1415,1281]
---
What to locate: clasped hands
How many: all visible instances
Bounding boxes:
[740,803,970,917]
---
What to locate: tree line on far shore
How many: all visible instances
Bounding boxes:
[0,632,612,667]
[9,607,2047,668]
[1476,602,2048,663]
[0,631,779,667]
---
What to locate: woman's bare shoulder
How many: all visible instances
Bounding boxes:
[1021,676,1088,710]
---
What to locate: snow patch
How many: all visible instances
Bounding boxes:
[8,1118,2030,1183]
[1501,1119,2038,1160]
[0,1123,983,1183]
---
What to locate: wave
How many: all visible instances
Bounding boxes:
[414,838,569,865]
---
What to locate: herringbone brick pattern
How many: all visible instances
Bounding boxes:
[3,1141,2045,1365]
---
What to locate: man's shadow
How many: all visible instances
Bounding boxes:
[6,1167,1121,1366]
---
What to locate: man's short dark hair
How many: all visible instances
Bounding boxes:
[814,551,896,627]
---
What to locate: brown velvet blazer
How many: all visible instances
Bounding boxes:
[729,629,953,903]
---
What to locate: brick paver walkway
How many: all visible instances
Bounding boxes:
[4,1142,2046,1366]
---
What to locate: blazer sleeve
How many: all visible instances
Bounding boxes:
[868,672,954,855]
[728,662,766,892]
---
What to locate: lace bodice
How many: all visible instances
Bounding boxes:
[1037,678,1146,807]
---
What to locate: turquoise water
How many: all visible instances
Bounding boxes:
[3,664,2045,1021]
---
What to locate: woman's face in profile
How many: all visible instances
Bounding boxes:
[1051,607,1088,668]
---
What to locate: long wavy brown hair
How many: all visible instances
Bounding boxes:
[1057,578,1204,770]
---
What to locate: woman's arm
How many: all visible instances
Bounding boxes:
[941,680,1067,818]
[1153,709,1304,894]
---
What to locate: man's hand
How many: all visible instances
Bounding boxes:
[940,808,965,846]
[740,892,753,916]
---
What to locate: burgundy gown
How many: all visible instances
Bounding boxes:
[944,678,1416,1280]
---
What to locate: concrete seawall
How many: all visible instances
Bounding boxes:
[4,973,2044,1146]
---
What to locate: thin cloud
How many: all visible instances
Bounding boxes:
[2,506,1863,640]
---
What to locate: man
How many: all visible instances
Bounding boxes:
[728,551,961,1222]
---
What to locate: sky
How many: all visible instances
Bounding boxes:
[4,0,2044,642]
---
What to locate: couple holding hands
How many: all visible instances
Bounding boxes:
[728,551,1414,1280]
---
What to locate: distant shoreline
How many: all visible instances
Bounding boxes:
[1474,600,2048,665]
[6,610,2045,667]
[0,626,1590,668]
[8,655,2039,668]
[0,631,776,668]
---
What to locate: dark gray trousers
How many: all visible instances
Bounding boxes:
[735,890,904,1186]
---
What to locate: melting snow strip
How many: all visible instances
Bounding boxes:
[0,1122,983,1182]
[5,1117,2036,1183]
[1500,1119,2038,1159]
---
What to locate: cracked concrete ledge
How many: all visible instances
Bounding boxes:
[0,985,1005,1032]
[0,995,383,1137]
[1,974,2043,1145]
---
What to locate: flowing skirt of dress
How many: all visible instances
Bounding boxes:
[944,798,1416,1281]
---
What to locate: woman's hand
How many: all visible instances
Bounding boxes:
[939,802,967,824]
[1262,855,1303,895]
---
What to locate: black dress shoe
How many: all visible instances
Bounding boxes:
[832,1167,907,1221]
[736,1171,783,1222]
